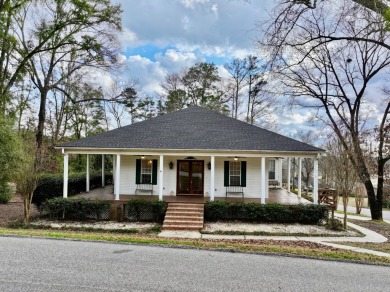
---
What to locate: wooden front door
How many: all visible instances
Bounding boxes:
[177,160,204,195]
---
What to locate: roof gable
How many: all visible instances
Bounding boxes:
[59,106,323,152]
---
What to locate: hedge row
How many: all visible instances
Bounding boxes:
[42,198,110,220]
[204,201,328,224]
[126,199,167,223]
[33,172,113,208]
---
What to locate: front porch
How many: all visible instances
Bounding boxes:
[75,185,312,205]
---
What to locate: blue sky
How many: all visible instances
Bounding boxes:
[107,0,325,141]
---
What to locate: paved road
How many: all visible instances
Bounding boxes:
[337,206,390,221]
[0,237,389,292]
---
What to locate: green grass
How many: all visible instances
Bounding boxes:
[335,210,370,217]
[0,227,388,265]
[201,230,362,237]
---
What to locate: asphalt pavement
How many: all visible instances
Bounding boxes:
[337,205,390,221]
[0,236,389,291]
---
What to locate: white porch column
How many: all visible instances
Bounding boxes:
[63,153,69,198]
[115,154,121,200]
[159,155,164,201]
[86,154,90,192]
[265,159,269,199]
[260,157,266,204]
[298,158,302,198]
[287,158,291,192]
[113,155,116,183]
[278,158,283,186]
[313,158,319,204]
[101,154,105,187]
[210,155,215,202]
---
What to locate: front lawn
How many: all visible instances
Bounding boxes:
[1,227,389,265]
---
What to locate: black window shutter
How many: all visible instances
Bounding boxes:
[152,160,158,185]
[135,159,141,184]
[224,161,229,187]
[241,161,247,187]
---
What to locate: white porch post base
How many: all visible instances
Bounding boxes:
[159,155,164,201]
[287,157,291,192]
[260,157,266,204]
[115,154,121,200]
[313,159,319,204]
[63,153,69,198]
[210,155,215,202]
[298,158,302,198]
[86,154,90,192]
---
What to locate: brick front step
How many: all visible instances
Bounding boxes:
[162,225,204,230]
[168,203,204,208]
[163,202,205,231]
[164,219,203,225]
[167,206,204,212]
[165,210,203,218]
[164,215,203,221]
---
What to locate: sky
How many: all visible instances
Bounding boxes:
[108,0,320,140]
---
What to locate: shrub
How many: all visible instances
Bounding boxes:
[383,200,390,209]
[0,181,12,204]
[204,202,328,225]
[326,218,344,231]
[42,197,110,220]
[33,172,113,208]
[126,199,167,223]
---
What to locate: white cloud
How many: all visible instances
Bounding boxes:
[180,0,211,9]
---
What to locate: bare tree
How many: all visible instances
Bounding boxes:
[224,58,248,119]
[327,137,359,229]
[105,78,139,127]
[13,0,121,166]
[261,0,390,220]
[296,131,315,195]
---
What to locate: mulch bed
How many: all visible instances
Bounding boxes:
[0,195,39,227]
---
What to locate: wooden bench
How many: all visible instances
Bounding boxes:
[269,180,280,188]
[226,186,244,198]
[135,184,153,196]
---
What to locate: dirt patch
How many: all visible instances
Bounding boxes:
[0,195,39,227]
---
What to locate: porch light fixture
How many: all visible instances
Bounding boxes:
[234,157,238,161]
[169,161,174,169]
[207,161,211,170]
[141,155,145,159]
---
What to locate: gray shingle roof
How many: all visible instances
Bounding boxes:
[59,106,323,152]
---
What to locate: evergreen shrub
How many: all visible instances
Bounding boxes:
[204,201,328,224]
[42,197,110,220]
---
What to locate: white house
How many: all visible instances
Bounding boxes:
[58,106,324,204]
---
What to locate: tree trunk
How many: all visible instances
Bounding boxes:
[35,88,48,168]
[342,192,348,230]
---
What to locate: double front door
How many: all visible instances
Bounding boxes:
[177,160,204,195]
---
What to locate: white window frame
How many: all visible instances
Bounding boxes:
[229,161,241,186]
[141,159,152,184]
